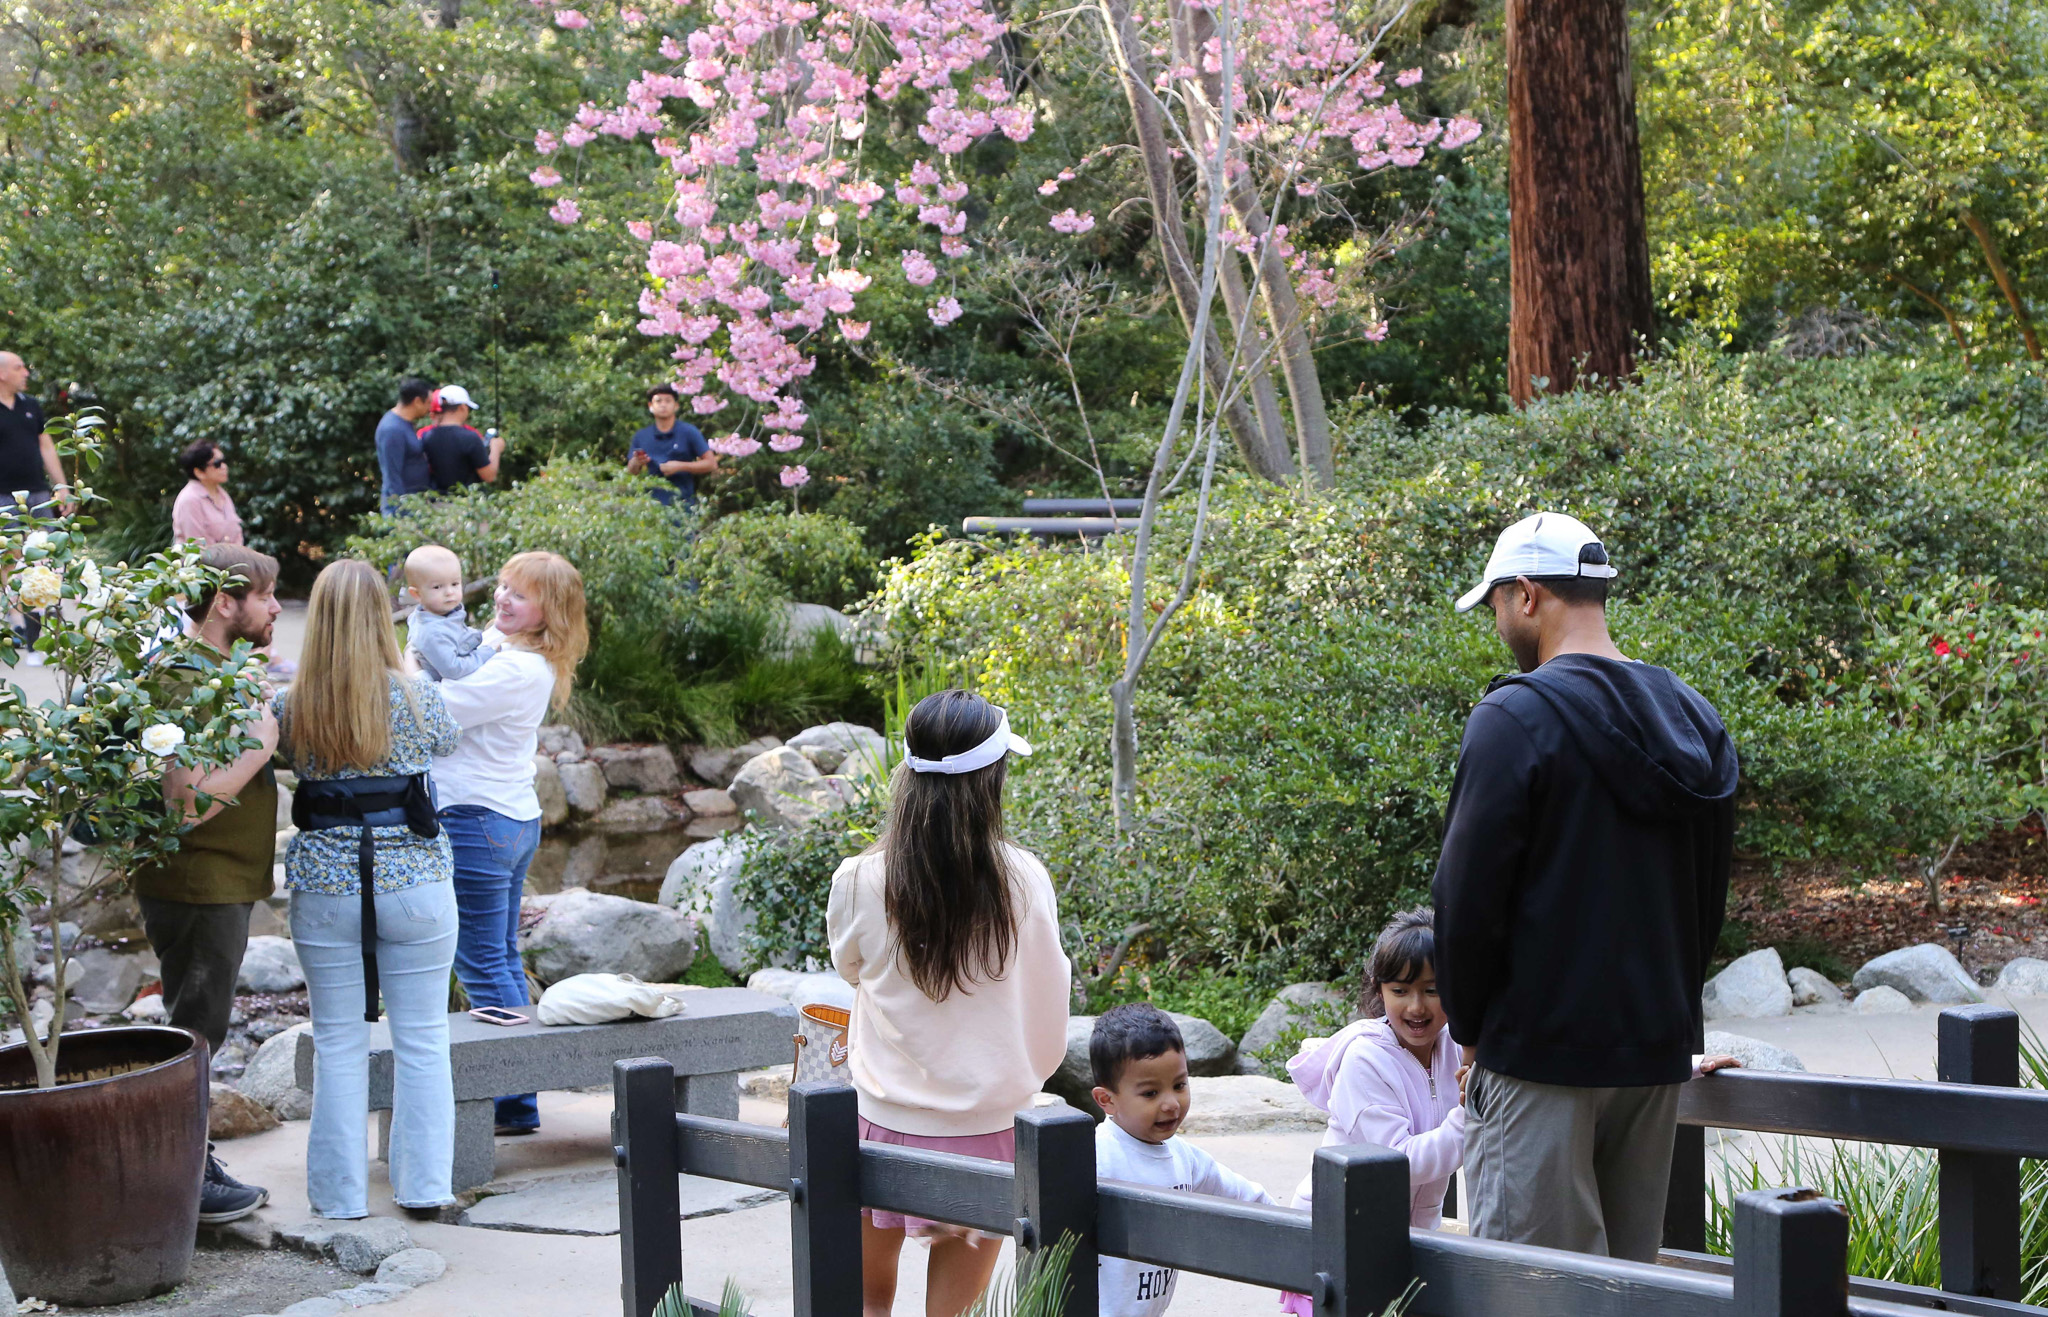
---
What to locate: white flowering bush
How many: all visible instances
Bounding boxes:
[0,413,269,1087]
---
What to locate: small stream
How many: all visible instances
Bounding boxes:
[525,817,741,903]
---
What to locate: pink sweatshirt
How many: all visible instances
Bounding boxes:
[827,843,1071,1137]
[1286,1018,1466,1228]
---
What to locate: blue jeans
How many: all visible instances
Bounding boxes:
[292,882,459,1217]
[442,804,543,1130]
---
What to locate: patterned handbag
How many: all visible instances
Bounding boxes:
[791,1003,853,1088]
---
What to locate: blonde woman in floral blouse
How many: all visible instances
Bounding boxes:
[276,559,460,1220]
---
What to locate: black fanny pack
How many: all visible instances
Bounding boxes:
[292,774,440,1022]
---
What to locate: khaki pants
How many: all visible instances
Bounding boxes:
[1465,1066,1680,1263]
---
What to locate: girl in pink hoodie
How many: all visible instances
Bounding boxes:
[1279,910,1461,1315]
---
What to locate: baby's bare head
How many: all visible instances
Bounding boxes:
[404,545,466,616]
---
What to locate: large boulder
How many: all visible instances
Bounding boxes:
[536,725,586,759]
[239,936,306,993]
[745,968,854,1013]
[1995,958,2048,997]
[1176,1076,1327,1135]
[1787,967,1845,1009]
[1702,1031,1806,1073]
[1238,982,1353,1062]
[558,760,608,816]
[519,888,697,986]
[1044,1011,1235,1116]
[589,744,681,795]
[684,788,737,818]
[1852,943,1984,1005]
[533,754,569,829]
[782,602,853,656]
[70,946,153,1015]
[594,796,684,832]
[660,834,765,976]
[786,723,888,776]
[689,737,782,790]
[730,747,854,831]
[237,1021,314,1120]
[1853,985,1915,1015]
[1702,948,1793,1020]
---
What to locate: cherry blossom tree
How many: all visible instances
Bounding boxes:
[523,0,1475,495]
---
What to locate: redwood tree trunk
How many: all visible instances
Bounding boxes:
[1505,0,1653,404]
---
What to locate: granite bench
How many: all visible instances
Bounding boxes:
[295,986,796,1190]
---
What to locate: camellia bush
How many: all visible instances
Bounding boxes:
[0,418,270,1089]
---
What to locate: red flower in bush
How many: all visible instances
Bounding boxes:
[1931,638,1952,657]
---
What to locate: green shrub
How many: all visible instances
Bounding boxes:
[692,510,879,611]
[846,347,2048,982]
[729,787,890,974]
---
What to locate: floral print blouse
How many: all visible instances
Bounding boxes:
[275,675,459,896]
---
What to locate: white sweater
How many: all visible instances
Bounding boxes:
[1095,1120,1274,1317]
[430,632,554,821]
[826,843,1070,1136]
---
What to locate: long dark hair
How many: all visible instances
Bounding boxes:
[877,690,1017,1001]
[1360,908,1435,1019]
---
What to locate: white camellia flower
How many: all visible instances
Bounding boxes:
[17,564,62,610]
[139,724,186,757]
[22,530,49,552]
[80,559,100,591]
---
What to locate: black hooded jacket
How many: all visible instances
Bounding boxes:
[1431,653,1739,1088]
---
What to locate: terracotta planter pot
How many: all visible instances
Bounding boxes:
[0,1026,209,1306]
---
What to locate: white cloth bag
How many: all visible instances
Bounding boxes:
[535,973,687,1025]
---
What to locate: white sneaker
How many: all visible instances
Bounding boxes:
[22,652,45,666]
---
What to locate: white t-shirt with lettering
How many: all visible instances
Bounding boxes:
[1095,1118,1275,1317]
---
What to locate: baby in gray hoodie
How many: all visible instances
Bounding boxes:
[403,544,494,681]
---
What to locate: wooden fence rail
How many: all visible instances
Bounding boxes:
[610,1039,2048,1317]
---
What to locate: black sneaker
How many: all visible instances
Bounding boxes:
[199,1146,269,1224]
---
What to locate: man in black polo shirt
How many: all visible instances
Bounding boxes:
[418,384,503,491]
[0,351,74,659]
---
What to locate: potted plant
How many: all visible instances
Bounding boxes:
[0,414,270,1306]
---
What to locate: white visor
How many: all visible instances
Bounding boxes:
[904,708,1034,774]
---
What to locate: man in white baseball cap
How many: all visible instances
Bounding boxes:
[420,385,504,491]
[1433,510,1740,1264]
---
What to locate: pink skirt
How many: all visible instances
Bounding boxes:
[858,1117,1017,1240]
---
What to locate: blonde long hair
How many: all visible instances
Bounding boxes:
[498,551,588,711]
[284,560,408,771]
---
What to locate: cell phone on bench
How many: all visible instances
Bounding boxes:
[469,1007,529,1026]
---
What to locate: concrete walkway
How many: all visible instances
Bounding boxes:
[186,993,2048,1317]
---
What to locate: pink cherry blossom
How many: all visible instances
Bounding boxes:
[621,8,648,27]
[534,129,560,155]
[838,319,871,341]
[1395,67,1423,87]
[1363,321,1389,341]
[627,220,654,241]
[940,235,969,258]
[1048,209,1096,235]
[768,433,806,452]
[555,9,590,29]
[693,394,728,413]
[901,250,938,287]
[529,166,563,188]
[927,297,963,327]
[779,465,810,487]
[549,197,582,224]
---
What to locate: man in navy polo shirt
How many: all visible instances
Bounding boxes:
[625,385,718,508]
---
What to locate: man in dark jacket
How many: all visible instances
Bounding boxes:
[1432,512,1738,1263]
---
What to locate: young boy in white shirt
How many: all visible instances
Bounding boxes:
[1091,1004,1276,1317]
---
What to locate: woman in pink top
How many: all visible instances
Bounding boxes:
[827,690,1069,1317]
[171,441,243,546]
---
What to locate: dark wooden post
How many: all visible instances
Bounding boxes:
[1663,1123,1707,1252]
[787,1083,863,1317]
[1938,1004,2022,1299]
[614,1058,683,1317]
[1310,1144,1411,1317]
[1732,1187,1847,1317]
[1014,1105,1099,1317]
